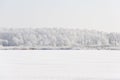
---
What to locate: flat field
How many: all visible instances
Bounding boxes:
[0,50,120,80]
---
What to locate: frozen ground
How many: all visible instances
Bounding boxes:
[0,50,120,80]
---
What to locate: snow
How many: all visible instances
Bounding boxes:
[0,50,120,80]
[0,28,120,50]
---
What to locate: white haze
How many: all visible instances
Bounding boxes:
[0,0,120,32]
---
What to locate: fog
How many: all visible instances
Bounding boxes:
[1,0,120,32]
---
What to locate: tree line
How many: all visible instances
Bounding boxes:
[0,28,120,49]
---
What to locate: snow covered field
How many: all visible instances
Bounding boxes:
[0,50,120,80]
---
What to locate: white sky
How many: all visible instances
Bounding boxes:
[0,0,120,32]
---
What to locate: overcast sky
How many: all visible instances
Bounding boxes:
[0,0,120,32]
